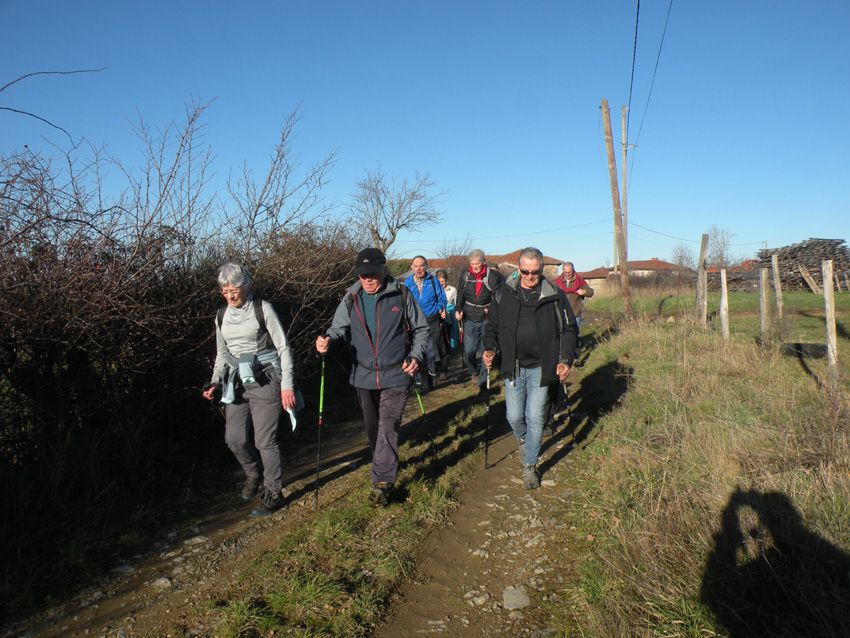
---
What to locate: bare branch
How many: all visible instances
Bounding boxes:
[0,67,107,94]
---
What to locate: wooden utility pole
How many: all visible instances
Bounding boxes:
[601,99,632,315]
[621,105,629,252]
[759,267,770,342]
[696,233,709,326]
[823,260,838,375]
[771,254,784,321]
[720,268,730,341]
[798,264,822,295]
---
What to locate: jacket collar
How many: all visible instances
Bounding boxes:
[506,276,557,300]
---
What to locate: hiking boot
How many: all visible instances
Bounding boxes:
[250,486,285,517]
[522,465,540,490]
[369,482,392,508]
[542,423,555,437]
[240,476,260,501]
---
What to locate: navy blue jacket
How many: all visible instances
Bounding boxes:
[326,276,428,389]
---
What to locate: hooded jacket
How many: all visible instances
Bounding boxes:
[483,277,578,387]
[326,276,428,389]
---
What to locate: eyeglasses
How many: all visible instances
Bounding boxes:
[519,268,541,276]
[221,287,243,296]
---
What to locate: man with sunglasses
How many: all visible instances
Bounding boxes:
[482,247,578,489]
[316,248,428,506]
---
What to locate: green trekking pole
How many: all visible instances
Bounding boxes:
[414,377,426,415]
[315,355,326,510]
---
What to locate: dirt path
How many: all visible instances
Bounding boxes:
[372,381,593,638]
[372,315,613,637]
[11,415,373,638]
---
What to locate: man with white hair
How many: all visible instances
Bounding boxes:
[483,247,578,489]
[455,248,504,392]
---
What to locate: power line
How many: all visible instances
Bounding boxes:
[626,0,641,135]
[633,0,674,149]
[628,220,765,248]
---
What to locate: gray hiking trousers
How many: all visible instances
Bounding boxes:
[224,367,283,492]
[356,384,410,485]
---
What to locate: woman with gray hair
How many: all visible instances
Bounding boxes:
[202,263,295,516]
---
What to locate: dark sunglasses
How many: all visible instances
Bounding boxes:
[519,268,541,276]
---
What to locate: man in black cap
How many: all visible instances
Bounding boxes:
[316,248,428,506]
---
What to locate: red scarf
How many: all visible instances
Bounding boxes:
[469,265,487,296]
[557,272,587,294]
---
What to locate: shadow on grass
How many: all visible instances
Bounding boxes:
[797,310,850,342]
[538,360,632,477]
[700,489,850,637]
[575,323,620,368]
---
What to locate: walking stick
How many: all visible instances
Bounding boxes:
[315,355,326,510]
[484,369,490,469]
[459,317,464,345]
[414,377,426,415]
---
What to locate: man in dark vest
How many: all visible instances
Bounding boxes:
[455,248,504,391]
[316,248,428,507]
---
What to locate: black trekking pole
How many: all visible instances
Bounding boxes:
[484,369,490,469]
[315,353,326,510]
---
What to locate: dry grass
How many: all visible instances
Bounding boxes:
[553,316,850,637]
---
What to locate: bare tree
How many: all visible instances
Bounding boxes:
[707,224,735,268]
[671,242,696,271]
[433,234,472,280]
[350,169,441,253]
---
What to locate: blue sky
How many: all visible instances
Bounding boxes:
[2,1,848,270]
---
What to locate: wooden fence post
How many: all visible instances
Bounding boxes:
[771,254,783,321]
[759,267,770,342]
[835,272,842,292]
[720,268,729,342]
[798,264,822,295]
[823,260,838,380]
[697,233,709,326]
[844,272,849,292]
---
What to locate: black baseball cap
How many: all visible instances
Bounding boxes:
[355,247,387,276]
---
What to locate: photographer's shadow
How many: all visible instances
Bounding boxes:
[700,489,850,637]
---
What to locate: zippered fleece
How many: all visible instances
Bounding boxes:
[483,277,579,387]
[327,276,428,389]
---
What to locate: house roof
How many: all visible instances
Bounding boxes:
[625,257,681,271]
[578,267,612,279]
[707,259,759,274]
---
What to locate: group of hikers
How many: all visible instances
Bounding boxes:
[203,247,594,515]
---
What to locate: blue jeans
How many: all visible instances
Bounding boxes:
[462,319,486,385]
[504,365,549,467]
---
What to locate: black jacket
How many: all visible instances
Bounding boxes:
[483,277,578,387]
[456,266,504,322]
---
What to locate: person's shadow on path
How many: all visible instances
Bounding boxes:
[699,488,850,637]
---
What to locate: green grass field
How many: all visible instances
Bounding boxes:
[548,306,850,636]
